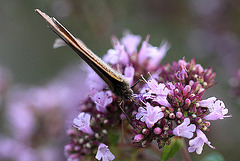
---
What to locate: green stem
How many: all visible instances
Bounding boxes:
[182,138,192,161]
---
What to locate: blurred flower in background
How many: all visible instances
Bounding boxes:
[0,65,89,161]
[0,0,240,161]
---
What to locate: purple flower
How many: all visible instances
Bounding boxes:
[177,68,188,80]
[199,97,217,107]
[138,36,169,70]
[146,40,170,70]
[73,112,94,135]
[188,129,215,154]
[173,118,196,139]
[0,137,37,161]
[145,79,172,107]
[199,97,231,120]
[7,102,36,141]
[91,91,113,112]
[123,65,135,86]
[138,35,150,64]
[178,58,187,69]
[136,102,164,128]
[86,66,106,92]
[103,38,129,65]
[121,31,141,55]
[95,143,115,161]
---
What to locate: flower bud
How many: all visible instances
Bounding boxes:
[191,106,197,113]
[84,135,90,140]
[195,64,204,73]
[78,138,84,144]
[85,142,91,149]
[191,114,197,118]
[120,113,126,120]
[161,106,166,111]
[195,102,200,108]
[205,121,210,127]
[169,113,175,119]
[160,119,167,126]
[183,85,191,96]
[183,98,191,109]
[202,126,208,131]
[134,134,144,142]
[154,127,162,135]
[142,128,150,135]
[74,145,81,151]
[163,125,169,131]
[175,89,179,94]
[102,129,108,135]
[176,111,183,118]
[168,130,173,135]
[103,119,109,125]
[195,117,202,124]
[189,80,194,86]
[95,133,100,139]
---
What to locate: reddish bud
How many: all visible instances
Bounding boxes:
[154,127,162,135]
[134,134,144,142]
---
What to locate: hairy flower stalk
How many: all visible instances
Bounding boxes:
[62,31,231,160]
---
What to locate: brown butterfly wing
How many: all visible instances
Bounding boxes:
[35,9,133,99]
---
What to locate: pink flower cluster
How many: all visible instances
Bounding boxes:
[63,31,231,161]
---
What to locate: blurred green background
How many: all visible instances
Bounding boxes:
[0,0,240,160]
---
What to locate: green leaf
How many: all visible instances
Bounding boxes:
[201,152,225,161]
[161,137,183,161]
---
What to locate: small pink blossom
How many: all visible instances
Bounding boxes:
[121,31,141,54]
[145,79,171,107]
[177,68,187,80]
[73,112,94,135]
[173,118,196,139]
[188,129,215,154]
[103,38,129,65]
[86,66,106,92]
[95,143,115,161]
[123,65,135,86]
[195,64,204,73]
[199,97,231,120]
[136,102,164,128]
[199,97,217,107]
[178,58,187,69]
[147,79,169,95]
[138,36,169,69]
[138,35,150,64]
[146,40,170,70]
[7,102,36,141]
[91,91,113,112]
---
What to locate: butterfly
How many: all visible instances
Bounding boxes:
[35,9,133,100]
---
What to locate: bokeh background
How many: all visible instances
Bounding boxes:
[0,0,240,161]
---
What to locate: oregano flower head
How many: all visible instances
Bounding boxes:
[62,31,231,161]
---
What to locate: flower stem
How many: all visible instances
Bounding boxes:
[182,138,192,161]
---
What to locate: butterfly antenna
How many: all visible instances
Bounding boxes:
[131,79,142,89]
[129,96,141,107]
